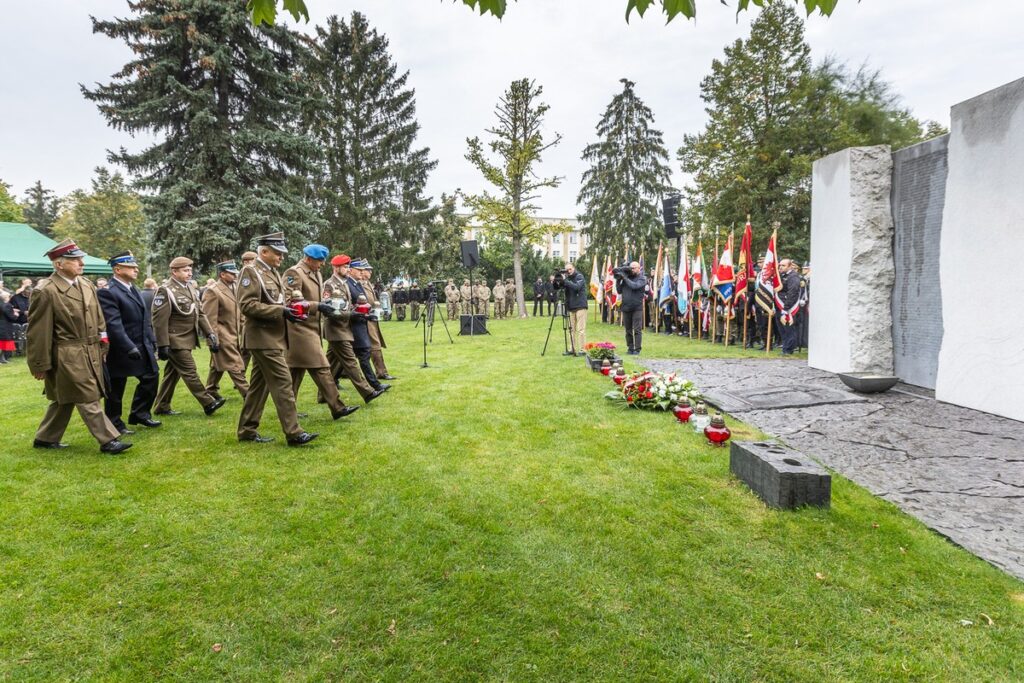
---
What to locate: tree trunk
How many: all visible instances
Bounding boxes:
[512,233,527,317]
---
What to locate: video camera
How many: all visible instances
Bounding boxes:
[612,262,632,279]
[552,268,569,289]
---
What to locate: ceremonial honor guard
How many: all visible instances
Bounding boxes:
[98,251,161,433]
[444,279,460,320]
[460,279,472,315]
[492,279,506,319]
[283,244,359,420]
[236,233,318,445]
[345,260,391,392]
[353,261,396,380]
[323,254,387,403]
[152,257,226,416]
[27,239,130,453]
[203,260,249,400]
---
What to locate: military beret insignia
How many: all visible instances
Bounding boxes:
[241,278,251,287]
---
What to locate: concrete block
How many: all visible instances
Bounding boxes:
[730,441,831,510]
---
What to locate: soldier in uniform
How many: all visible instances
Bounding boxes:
[236,232,318,446]
[492,279,506,320]
[203,260,249,401]
[152,257,226,417]
[393,284,408,321]
[323,254,388,404]
[352,261,397,380]
[460,279,472,315]
[283,244,359,421]
[505,278,516,318]
[477,280,491,317]
[345,259,391,392]
[444,279,460,320]
[408,281,421,322]
[98,251,160,434]
[27,239,130,453]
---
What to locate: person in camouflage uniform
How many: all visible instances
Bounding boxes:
[444,279,460,320]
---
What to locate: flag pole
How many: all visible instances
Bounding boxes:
[766,313,774,355]
[742,216,750,349]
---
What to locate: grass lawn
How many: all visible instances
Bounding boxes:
[0,314,1020,681]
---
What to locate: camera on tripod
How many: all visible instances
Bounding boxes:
[552,268,569,289]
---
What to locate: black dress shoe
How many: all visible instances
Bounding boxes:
[128,416,162,428]
[33,439,68,449]
[379,383,392,392]
[365,388,386,403]
[286,432,319,447]
[204,397,227,416]
[100,439,133,454]
[239,434,274,443]
[331,406,359,420]
[119,428,135,436]
[379,374,398,380]
[154,409,180,416]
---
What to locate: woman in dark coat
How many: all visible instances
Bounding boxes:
[0,291,18,364]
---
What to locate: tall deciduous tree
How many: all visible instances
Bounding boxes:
[0,180,25,223]
[578,78,672,260]
[465,78,562,318]
[303,12,439,282]
[21,181,60,236]
[84,0,321,270]
[51,167,148,264]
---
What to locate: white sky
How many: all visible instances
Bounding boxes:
[2,1,1022,217]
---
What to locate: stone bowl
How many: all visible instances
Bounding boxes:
[838,372,899,394]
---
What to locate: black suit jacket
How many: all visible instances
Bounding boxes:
[344,277,372,349]
[98,281,159,378]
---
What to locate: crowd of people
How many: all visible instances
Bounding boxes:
[11,233,397,453]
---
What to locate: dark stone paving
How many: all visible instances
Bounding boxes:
[644,358,1024,581]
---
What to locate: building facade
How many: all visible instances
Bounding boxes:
[460,215,589,263]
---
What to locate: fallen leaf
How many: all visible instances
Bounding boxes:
[959,619,973,627]
[899,547,907,554]
[814,572,826,581]
[211,643,223,653]
[980,612,994,626]
[871,523,879,529]
[387,619,397,637]
[327,607,338,615]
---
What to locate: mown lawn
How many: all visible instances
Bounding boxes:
[0,314,1020,681]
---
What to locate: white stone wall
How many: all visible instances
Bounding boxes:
[809,146,894,375]
[936,78,1024,422]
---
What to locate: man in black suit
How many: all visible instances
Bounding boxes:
[98,252,161,433]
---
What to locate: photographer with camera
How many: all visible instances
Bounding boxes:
[614,261,648,355]
[560,263,588,355]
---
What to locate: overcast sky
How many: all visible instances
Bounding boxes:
[2,1,1022,217]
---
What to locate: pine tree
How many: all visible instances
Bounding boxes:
[578,78,672,260]
[465,79,562,318]
[303,12,438,282]
[83,0,321,269]
[21,181,60,236]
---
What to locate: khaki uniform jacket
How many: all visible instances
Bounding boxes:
[282,261,330,368]
[477,285,491,302]
[152,278,213,350]
[445,285,460,303]
[237,259,288,351]
[322,274,355,343]
[493,284,506,301]
[460,285,472,302]
[27,276,107,404]
[202,280,244,372]
[362,282,387,349]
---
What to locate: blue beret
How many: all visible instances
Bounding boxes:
[303,244,329,261]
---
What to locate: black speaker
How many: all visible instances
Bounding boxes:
[459,314,488,335]
[662,195,682,238]
[460,240,480,269]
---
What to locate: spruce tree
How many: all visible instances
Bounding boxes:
[21,181,60,236]
[578,78,672,260]
[83,0,321,269]
[303,12,438,282]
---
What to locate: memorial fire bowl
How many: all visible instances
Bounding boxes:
[838,372,899,394]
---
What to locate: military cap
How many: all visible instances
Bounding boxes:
[169,256,193,269]
[108,251,138,268]
[303,244,329,261]
[350,259,370,269]
[256,231,288,254]
[241,251,258,261]
[331,254,352,267]
[216,260,239,274]
[45,238,86,260]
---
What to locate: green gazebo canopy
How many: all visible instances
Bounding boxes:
[0,222,113,275]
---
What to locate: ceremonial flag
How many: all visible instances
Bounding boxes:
[755,230,783,315]
[677,241,691,316]
[589,253,601,302]
[691,243,705,295]
[734,219,755,308]
[712,233,735,304]
[659,250,674,306]
[603,255,617,308]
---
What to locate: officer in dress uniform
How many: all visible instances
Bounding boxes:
[283,244,359,421]
[152,256,226,417]
[444,279,460,320]
[352,261,396,380]
[27,239,130,453]
[98,251,160,434]
[236,232,318,446]
[492,279,506,319]
[203,260,249,401]
[323,254,388,404]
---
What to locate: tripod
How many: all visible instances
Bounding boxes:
[541,287,577,357]
[418,287,454,368]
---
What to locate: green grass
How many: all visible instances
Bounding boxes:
[0,315,1020,681]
